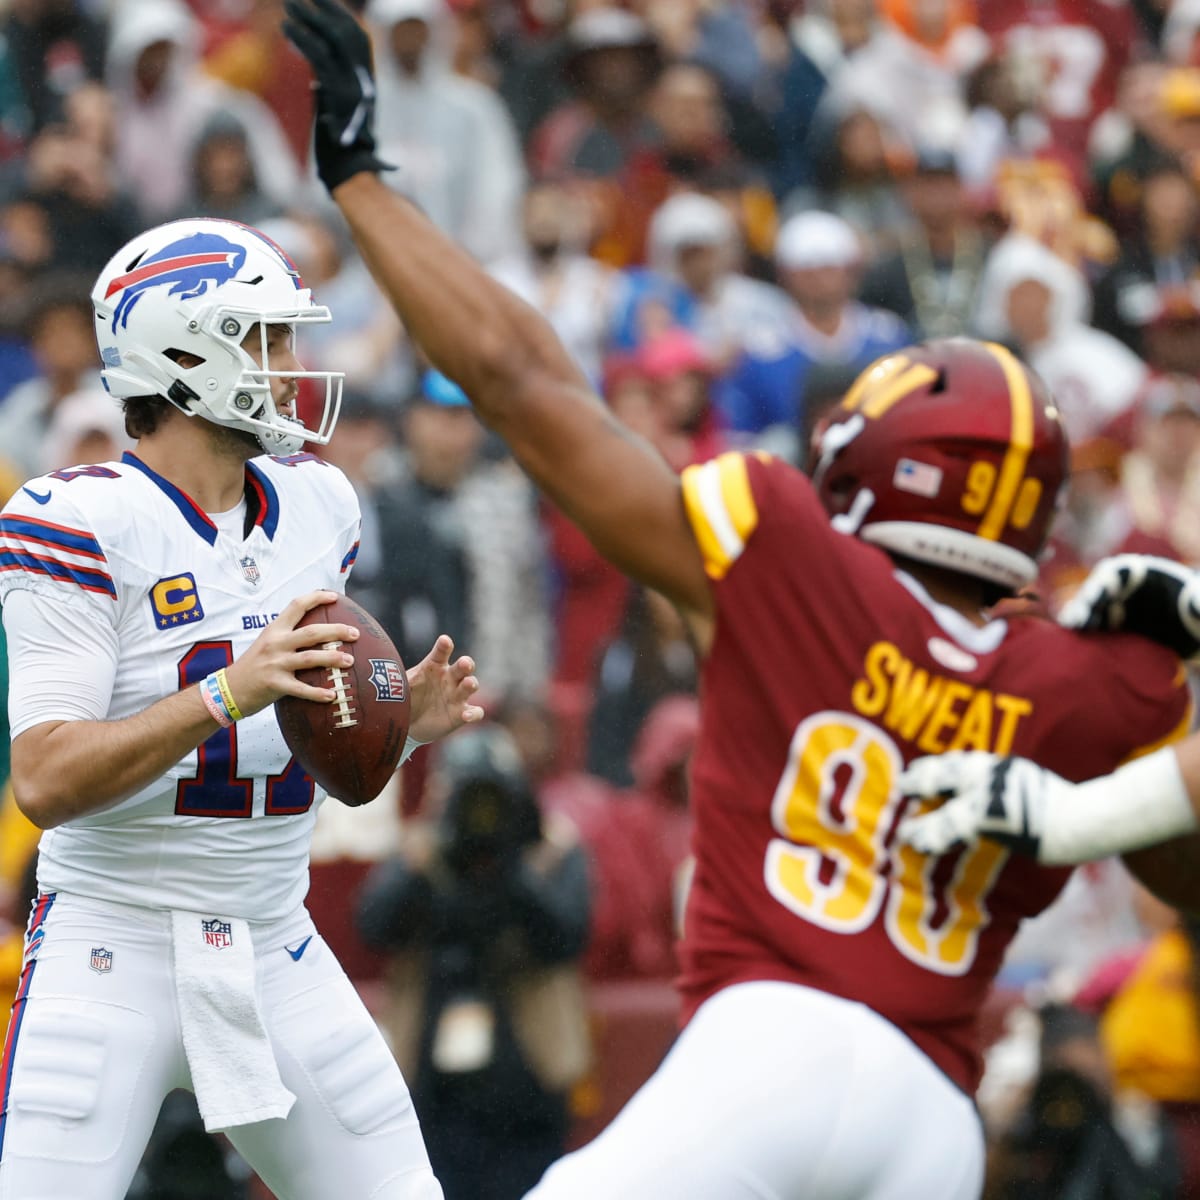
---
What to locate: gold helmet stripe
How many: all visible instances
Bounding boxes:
[978,342,1034,541]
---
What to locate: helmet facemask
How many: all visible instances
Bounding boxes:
[92,218,346,456]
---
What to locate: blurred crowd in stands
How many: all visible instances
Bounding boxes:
[6,0,1200,1195]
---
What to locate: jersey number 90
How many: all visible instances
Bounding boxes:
[765,712,1007,976]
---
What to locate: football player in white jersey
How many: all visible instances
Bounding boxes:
[0,217,483,1199]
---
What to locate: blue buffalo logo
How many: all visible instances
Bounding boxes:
[105,232,247,331]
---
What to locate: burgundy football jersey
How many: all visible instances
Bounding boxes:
[980,0,1133,170]
[677,453,1190,1094]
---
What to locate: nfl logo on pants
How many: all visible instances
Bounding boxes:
[202,918,233,949]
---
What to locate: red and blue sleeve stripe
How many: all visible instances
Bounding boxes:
[0,516,116,599]
[340,541,360,575]
[0,893,56,1162]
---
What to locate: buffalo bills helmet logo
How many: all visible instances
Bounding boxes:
[105,232,248,331]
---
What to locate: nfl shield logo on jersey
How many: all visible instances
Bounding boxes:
[369,658,407,702]
[90,947,114,973]
[240,556,260,585]
[202,918,233,949]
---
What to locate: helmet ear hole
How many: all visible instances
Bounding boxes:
[163,348,206,369]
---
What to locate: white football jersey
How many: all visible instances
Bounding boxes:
[0,451,361,920]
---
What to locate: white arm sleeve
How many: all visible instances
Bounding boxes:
[5,588,119,739]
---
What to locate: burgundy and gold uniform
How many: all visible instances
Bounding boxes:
[529,340,1187,1200]
[677,449,1189,1094]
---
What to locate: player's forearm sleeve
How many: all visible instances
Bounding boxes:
[4,589,118,738]
[1042,747,1197,864]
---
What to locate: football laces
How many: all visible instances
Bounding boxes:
[322,641,359,729]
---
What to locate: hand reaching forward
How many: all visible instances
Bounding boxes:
[896,752,1051,860]
[896,747,1198,866]
[406,634,485,745]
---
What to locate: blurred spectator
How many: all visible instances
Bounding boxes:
[1095,65,1200,236]
[587,587,696,788]
[769,0,877,201]
[490,178,618,386]
[356,726,591,1200]
[357,370,551,702]
[1120,371,1200,563]
[594,60,742,266]
[1135,281,1200,376]
[257,213,408,396]
[724,210,909,440]
[12,83,142,273]
[172,110,284,227]
[201,0,315,166]
[824,0,986,156]
[1093,157,1200,356]
[990,1003,1181,1198]
[106,0,299,221]
[2,0,105,137]
[1040,436,1142,612]
[975,233,1147,443]
[38,384,132,474]
[637,328,727,470]
[979,0,1135,187]
[617,192,794,396]
[858,146,987,338]
[1,272,99,479]
[309,385,402,629]
[369,0,525,264]
[530,7,661,181]
[786,106,910,256]
[956,50,1050,191]
[539,693,696,984]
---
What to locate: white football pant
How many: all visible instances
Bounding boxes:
[0,892,442,1200]
[526,980,984,1200]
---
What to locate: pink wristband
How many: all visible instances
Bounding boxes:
[200,677,234,728]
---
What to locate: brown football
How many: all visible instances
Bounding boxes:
[275,594,410,807]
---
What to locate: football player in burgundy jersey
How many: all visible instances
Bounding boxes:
[285,3,1198,1196]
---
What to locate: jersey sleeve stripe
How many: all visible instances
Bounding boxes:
[340,541,360,574]
[0,552,117,598]
[680,454,759,580]
[0,516,105,560]
[717,452,758,543]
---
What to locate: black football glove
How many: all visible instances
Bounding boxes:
[282,0,393,193]
[1058,553,1200,659]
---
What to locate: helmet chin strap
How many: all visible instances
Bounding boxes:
[830,488,876,536]
[253,413,305,456]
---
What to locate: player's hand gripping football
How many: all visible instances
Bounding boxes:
[223,590,360,717]
[1058,553,1200,659]
[282,0,391,192]
[896,751,1062,862]
[406,634,486,745]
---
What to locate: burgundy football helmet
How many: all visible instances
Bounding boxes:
[811,338,1068,590]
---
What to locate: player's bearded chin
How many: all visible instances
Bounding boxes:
[207,419,264,460]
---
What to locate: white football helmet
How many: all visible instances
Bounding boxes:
[91,217,344,455]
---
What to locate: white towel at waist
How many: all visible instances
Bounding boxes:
[170,909,296,1131]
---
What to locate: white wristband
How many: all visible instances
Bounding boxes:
[1042,747,1197,864]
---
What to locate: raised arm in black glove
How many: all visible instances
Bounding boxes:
[282,0,392,193]
[1059,553,1200,660]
